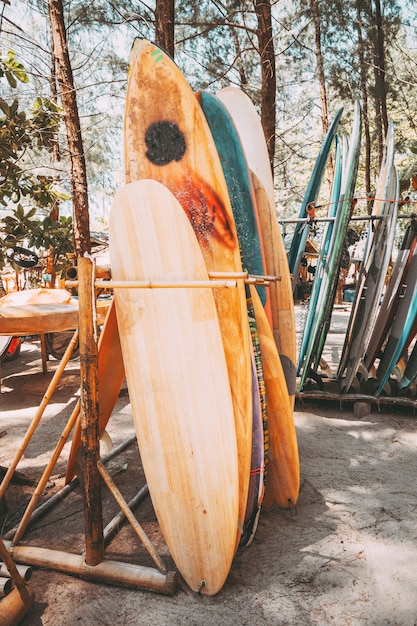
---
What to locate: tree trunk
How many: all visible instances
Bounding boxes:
[224,0,248,86]
[46,41,60,286]
[155,0,175,58]
[254,0,276,178]
[356,0,372,213]
[371,0,388,165]
[311,0,333,189]
[48,0,91,257]
[311,0,328,136]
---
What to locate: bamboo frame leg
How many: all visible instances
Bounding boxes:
[97,461,166,573]
[0,536,35,626]
[0,328,79,500]
[3,435,137,542]
[103,484,149,545]
[6,542,177,596]
[12,403,81,545]
[78,257,104,566]
[39,333,47,373]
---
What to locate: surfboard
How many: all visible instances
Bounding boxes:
[216,87,296,401]
[365,217,417,374]
[197,90,271,323]
[65,300,125,483]
[375,247,417,395]
[110,179,239,596]
[249,285,299,510]
[338,124,397,391]
[124,38,252,536]
[298,100,362,391]
[285,108,344,291]
[250,171,297,403]
[240,293,266,548]
[297,133,342,376]
[399,330,417,391]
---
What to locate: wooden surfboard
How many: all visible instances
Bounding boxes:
[251,171,297,403]
[249,285,299,510]
[109,180,239,596]
[197,90,271,324]
[65,300,125,483]
[124,38,252,535]
[216,86,296,400]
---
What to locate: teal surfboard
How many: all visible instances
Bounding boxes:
[297,133,342,374]
[375,242,417,395]
[298,101,361,391]
[197,90,270,315]
[288,107,343,293]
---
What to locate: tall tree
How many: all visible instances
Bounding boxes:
[311,0,328,136]
[155,0,175,58]
[371,0,389,164]
[49,0,91,257]
[254,0,276,172]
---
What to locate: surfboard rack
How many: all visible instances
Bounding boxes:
[65,271,281,291]
[296,380,417,416]
[0,257,178,600]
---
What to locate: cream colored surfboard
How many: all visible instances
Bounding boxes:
[109,180,239,596]
[124,38,252,536]
[217,87,296,402]
[250,285,300,509]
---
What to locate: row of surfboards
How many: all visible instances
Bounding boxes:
[294,104,417,396]
[65,39,300,596]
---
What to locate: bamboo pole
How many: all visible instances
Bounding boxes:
[0,562,32,582]
[0,575,13,596]
[78,256,104,566]
[12,402,81,545]
[3,435,137,542]
[5,543,177,596]
[0,585,35,626]
[97,461,165,573]
[0,328,79,500]
[0,535,34,626]
[67,279,238,290]
[103,484,149,545]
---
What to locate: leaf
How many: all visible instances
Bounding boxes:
[0,99,9,117]
[5,70,16,89]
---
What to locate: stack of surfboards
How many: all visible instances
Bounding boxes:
[337,121,399,392]
[297,101,362,391]
[107,38,299,595]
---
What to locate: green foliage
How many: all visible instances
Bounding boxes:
[0,48,74,280]
[0,205,74,277]
[0,49,29,88]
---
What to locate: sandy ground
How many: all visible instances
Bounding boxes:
[1,338,417,625]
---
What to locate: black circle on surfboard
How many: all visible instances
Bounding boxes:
[145,121,186,166]
[7,246,39,268]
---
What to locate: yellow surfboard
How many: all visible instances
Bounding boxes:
[110,180,239,596]
[250,285,299,509]
[124,38,252,535]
